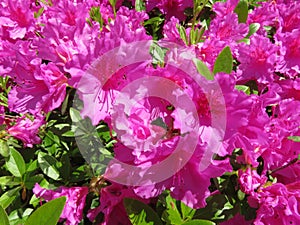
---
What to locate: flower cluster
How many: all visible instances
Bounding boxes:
[0,0,300,225]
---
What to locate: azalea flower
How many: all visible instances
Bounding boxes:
[236,34,279,83]
[248,182,300,225]
[8,57,68,114]
[7,114,45,147]
[146,0,193,21]
[33,184,89,225]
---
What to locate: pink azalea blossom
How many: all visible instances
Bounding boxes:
[238,167,267,195]
[277,1,300,33]
[275,30,300,77]
[163,17,186,45]
[146,0,193,21]
[236,34,279,83]
[87,183,148,225]
[220,213,253,225]
[213,0,239,17]
[7,114,45,148]
[0,105,4,125]
[8,56,68,114]
[260,100,300,170]
[0,0,35,40]
[247,1,278,35]
[207,13,248,44]
[248,182,300,225]
[33,183,89,225]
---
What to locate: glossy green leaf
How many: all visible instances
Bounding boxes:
[25,196,66,225]
[177,25,188,45]
[135,0,145,11]
[182,219,215,225]
[0,205,9,225]
[0,187,21,209]
[193,58,214,80]
[0,176,21,186]
[6,148,26,177]
[180,202,196,221]
[246,23,260,38]
[213,46,233,75]
[288,136,300,142]
[235,85,250,95]
[149,43,168,67]
[38,152,60,180]
[234,0,248,23]
[26,160,39,173]
[124,198,163,225]
[238,23,260,44]
[70,107,82,123]
[238,190,246,201]
[162,194,182,224]
[0,140,9,157]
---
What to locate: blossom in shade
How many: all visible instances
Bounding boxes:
[87,183,148,225]
[273,163,300,185]
[33,183,89,225]
[146,0,193,21]
[220,213,253,225]
[0,105,4,125]
[7,115,45,148]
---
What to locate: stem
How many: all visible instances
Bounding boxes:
[267,158,298,175]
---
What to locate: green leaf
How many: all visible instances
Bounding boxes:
[162,194,183,224]
[177,25,188,45]
[24,176,43,189]
[238,23,260,44]
[193,58,214,80]
[235,85,250,95]
[26,160,39,173]
[59,154,71,180]
[182,219,215,225]
[6,148,26,177]
[0,187,21,209]
[25,196,66,225]
[34,7,44,19]
[135,0,145,11]
[247,23,260,38]
[237,190,246,201]
[149,43,168,67]
[234,0,248,23]
[0,176,21,186]
[213,46,233,75]
[62,130,75,137]
[70,107,83,123]
[151,117,167,129]
[38,152,60,180]
[288,136,300,142]
[124,198,163,225]
[0,205,9,225]
[180,202,195,221]
[0,140,9,158]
